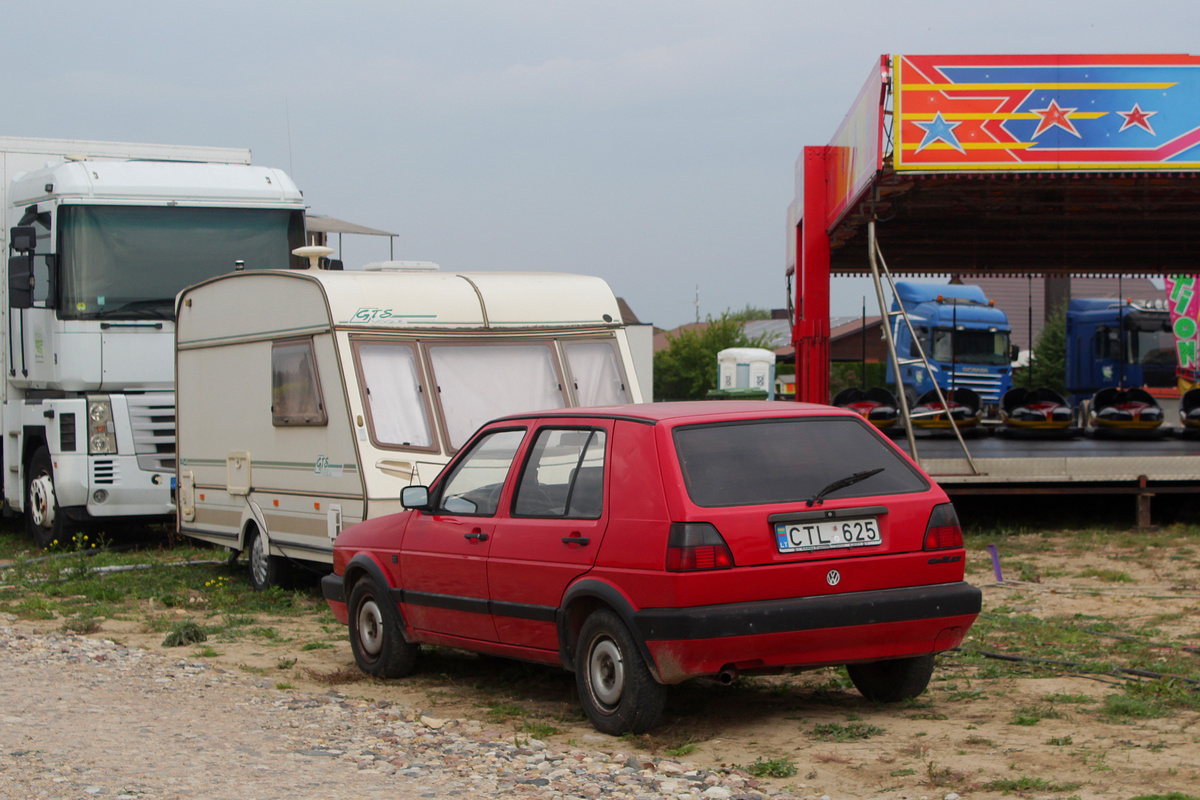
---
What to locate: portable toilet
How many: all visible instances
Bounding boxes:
[716,347,776,400]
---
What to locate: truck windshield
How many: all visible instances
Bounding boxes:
[57,205,304,320]
[930,328,1011,366]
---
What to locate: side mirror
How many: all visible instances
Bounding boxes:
[8,255,33,309]
[9,225,37,253]
[1010,344,1020,363]
[401,485,431,510]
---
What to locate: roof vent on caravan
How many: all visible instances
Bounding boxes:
[363,261,440,272]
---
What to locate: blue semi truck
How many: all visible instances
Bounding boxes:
[886,282,1017,412]
[1064,298,1176,407]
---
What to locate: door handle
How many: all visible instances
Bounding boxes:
[562,536,590,545]
[464,530,488,541]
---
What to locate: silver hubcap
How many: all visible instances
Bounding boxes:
[250,535,268,586]
[587,637,624,709]
[30,474,55,529]
[357,599,384,656]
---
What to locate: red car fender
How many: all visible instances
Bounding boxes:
[557,577,660,679]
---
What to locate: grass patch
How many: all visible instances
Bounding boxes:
[162,620,207,647]
[520,720,561,739]
[809,721,884,741]
[744,756,797,779]
[982,776,1082,793]
[300,641,333,651]
[1077,566,1134,583]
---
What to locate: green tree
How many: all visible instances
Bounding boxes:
[653,312,772,401]
[727,304,772,321]
[1027,303,1067,395]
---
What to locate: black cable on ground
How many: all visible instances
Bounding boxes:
[953,646,1200,689]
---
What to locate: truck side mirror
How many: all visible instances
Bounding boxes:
[8,255,33,309]
[9,225,37,253]
[1010,344,1020,362]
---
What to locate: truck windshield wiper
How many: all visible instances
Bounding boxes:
[806,467,885,507]
[102,300,174,320]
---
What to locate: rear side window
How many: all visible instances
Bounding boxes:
[673,417,929,508]
[513,428,607,518]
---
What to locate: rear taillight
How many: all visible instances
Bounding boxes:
[666,523,735,571]
[923,503,963,550]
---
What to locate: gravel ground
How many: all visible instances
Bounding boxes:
[0,617,806,800]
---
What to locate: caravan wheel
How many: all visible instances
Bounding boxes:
[247,526,285,591]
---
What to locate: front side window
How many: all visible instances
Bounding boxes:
[428,343,565,450]
[513,428,607,518]
[354,341,434,449]
[57,205,303,319]
[564,340,629,406]
[436,428,526,516]
[272,339,327,426]
[673,417,929,508]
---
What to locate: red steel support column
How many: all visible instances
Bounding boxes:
[794,145,831,404]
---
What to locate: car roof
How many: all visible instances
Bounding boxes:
[492,400,855,426]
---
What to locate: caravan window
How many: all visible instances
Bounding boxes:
[563,340,630,406]
[272,339,327,426]
[353,341,435,450]
[428,343,566,450]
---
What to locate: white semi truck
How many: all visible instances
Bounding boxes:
[1,137,305,547]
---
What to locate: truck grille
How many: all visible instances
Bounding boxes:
[945,372,1004,403]
[128,393,176,473]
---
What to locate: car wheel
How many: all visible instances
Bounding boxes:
[574,609,666,735]
[348,579,418,679]
[847,654,935,703]
[246,526,285,591]
[26,446,67,549]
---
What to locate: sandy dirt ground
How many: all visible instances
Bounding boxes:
[9,532,1200,799]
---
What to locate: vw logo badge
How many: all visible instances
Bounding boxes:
[826,569,841,586]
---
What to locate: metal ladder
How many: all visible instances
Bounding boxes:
[866,221,979,475]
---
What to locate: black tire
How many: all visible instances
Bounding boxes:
[246,526,285,591]
[847,654,935,703]
[25,446,67,549]
[574,609,666,735]
[348,579,418,678]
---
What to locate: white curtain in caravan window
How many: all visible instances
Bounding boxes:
[357,344,433,448]
[564,340,629,406]
[429,344,564,449]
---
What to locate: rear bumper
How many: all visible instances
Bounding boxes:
[635,581,981,683]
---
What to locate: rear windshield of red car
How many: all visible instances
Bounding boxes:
[672,416,931,508]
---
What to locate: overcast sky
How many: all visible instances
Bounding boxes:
[8,1,1200,328]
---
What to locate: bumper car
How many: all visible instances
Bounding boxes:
[832,387,900,429]
[1089,387,1163,431]
[910,387,982,429]
[1000,387,1074,432]
[1180,387,1200,430]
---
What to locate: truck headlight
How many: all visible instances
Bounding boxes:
[88,397,118,454]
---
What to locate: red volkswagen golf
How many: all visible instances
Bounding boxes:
[322,401,980,734]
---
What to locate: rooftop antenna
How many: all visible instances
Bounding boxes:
[292,245,335,270]
[695,285,700,323]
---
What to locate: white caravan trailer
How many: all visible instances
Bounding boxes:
[175,264,642,588]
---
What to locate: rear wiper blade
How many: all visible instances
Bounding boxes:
[806,467,885,507]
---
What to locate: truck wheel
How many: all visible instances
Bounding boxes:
[574,609,666,735]
[847,654,935,703]
[26,446,66,549]
[246,526,285,591]
[348,579,418,678]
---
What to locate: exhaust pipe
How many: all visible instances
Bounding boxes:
[717,665,739,685]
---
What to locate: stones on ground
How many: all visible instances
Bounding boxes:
[1,622,812,799]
